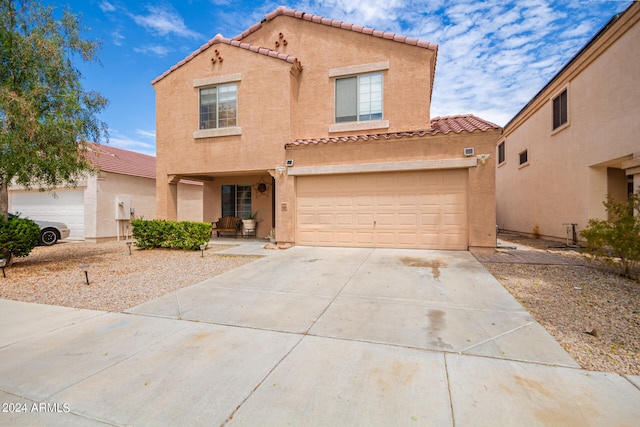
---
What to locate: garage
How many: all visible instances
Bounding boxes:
[10,188,85,239]
[296,169,468,249]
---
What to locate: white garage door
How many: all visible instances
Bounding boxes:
[10,189,85,239]
[296,169,468,250]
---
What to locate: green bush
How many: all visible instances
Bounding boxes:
[131,219,212,250]
[0,215,40,265]
[580,194,640,279]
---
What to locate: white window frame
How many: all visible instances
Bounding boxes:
[329,62,389,133]
[334,72,383,124]
[193,74,241,139]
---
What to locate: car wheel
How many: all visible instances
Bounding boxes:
[40,228,59,246]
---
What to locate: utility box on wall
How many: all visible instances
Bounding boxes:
[115,197,131,220]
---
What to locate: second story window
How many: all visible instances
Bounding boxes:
[552,88,568,130]
[335,72,382,123]
[200,83,237,129]
[498,141,505,164]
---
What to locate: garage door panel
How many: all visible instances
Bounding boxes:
[355,232,374,245]
[375,213,395,226]
[11,189,84,239]
[296,170,467,250]
[355,214,374,226]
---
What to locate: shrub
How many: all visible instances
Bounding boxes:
[580,194,640,279]
[131,219,213,250]
[0,215,40,266]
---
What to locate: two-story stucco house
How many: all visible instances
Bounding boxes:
[153,7,501,251]
[496,1,639,241]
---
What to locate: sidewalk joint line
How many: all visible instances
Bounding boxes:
[460,321,535,353]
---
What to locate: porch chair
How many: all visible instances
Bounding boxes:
[213,216,242,238]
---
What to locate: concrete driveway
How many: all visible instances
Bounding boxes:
[1,243,639,426]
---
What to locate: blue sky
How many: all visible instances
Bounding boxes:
[47,0,632,155]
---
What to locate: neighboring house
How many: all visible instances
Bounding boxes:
[9,143,160,242]
[497,2,640,241]
[153,7,501,251]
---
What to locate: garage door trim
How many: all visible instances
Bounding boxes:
[288,158,477,176]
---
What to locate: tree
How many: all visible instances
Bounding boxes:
[580,194,640,280]
[0,0,108,220]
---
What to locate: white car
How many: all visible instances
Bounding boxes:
[9,214,70,246]
[34,219,71,246]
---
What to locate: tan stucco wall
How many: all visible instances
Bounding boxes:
[240,15,434,137]
[85,172,156,241]
[154,13,436,226]
[497,4,640,240]
[153,11,499,249]
[177,181,204,222]
[282,130,500,249]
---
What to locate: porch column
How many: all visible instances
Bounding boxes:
[159,175,179,221]
[202,181,216,223]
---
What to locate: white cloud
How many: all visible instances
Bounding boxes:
[99,1,116,13]
[135,129,156,139]
[111,29,125,46]
[134,45,171,57]
[132,5,202,39]
[108,130,156,156]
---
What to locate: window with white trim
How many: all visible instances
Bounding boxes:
[335,72,382,123]
[200,83,237,129]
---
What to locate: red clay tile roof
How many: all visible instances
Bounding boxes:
[285,115,500,147]
[85,143,156,180]
[235,6,438,52]
[151,34,300,84]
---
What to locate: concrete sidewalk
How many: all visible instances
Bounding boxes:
[1,244,639,426]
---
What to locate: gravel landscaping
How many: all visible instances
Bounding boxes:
[1,236,638,376]
[0,241,260,312]
[483,233,639,376]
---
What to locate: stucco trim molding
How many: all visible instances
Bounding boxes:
[288,158,477,176]
[328,61,389,78]
[329,120,389,133]
[194,127,242,139]
[193,73,242,88]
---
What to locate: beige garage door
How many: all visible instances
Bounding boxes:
[296,169,468,250]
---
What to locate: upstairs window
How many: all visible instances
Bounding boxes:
[552,88,568,130]
[200,83,237,129]
[519,149,528,166]
[498,141,506,164]
[335,72,382,123]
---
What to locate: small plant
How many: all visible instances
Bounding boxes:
[244,211,257,220]
[580,194,640,279]
[267,228,276,242]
